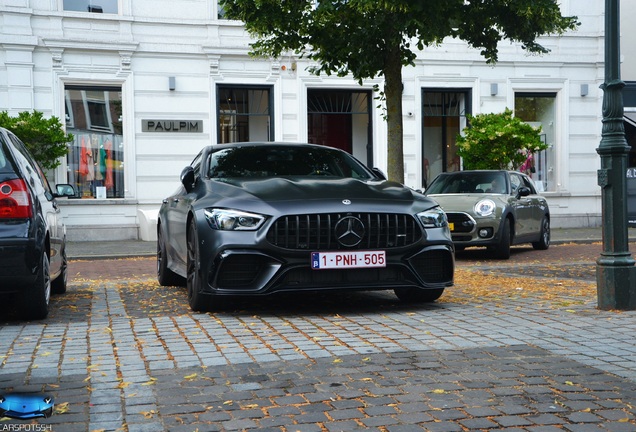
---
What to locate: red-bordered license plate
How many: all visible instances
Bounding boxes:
[311,251,386,270]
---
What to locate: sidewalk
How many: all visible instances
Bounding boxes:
[66,227,628,260]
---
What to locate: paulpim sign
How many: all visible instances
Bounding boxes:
[142,120,202,132]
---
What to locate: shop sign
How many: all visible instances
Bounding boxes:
[142,120,203,132]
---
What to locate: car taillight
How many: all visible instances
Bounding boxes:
[0,179,33,218]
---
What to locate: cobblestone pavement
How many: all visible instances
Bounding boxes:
[1,243,636,431]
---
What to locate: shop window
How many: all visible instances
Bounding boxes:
[217,86,273,143]
[64,86,124,198]
[514,93,557,192]
[63,0,117,13]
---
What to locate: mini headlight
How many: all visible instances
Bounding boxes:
[204,208,266,231]
[474,199,496,217]
[417,207,448,228]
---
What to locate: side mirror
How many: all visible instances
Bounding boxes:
[55,184,76,198]
[180,166,196,192]
[516,186,531,199]
[371,167,387,180]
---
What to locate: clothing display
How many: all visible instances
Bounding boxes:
[68,132,122,198]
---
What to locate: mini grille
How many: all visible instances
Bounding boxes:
[446,212,475,233]
[266,213,422,250]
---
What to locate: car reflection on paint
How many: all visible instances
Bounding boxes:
[157,142,455,311]
[0,393,54,419]
[424,170,550,259]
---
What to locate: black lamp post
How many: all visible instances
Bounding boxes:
[596,0,636,310]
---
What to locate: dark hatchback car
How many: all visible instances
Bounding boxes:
[0,127,70,320]
[158,142,454,311]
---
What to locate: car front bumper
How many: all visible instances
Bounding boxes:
[446,211,503,247]
[195,223,455,297]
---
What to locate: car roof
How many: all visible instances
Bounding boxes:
[203,142,341,152]
[439,170,510,174]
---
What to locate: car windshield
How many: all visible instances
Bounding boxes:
[206,145,374,180]
[426,172,508,194]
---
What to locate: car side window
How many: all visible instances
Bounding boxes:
[191,153,203,177]
[8,133,54,200]
[509,174,522,195]
[0,140,10,173]
[520,174,538,194]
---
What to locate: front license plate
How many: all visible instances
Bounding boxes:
[311,251,386,270]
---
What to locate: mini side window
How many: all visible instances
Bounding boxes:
[509,174,522,194]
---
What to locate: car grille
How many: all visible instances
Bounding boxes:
[408,249,454,284]
[266,213,422,250]
[446,212,475,233]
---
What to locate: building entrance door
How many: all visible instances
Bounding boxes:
[307,90,372,165]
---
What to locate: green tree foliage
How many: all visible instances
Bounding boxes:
[220,0,578,182]
[456,108,549,170]
[0,111,73,170]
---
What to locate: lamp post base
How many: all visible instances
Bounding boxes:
[596,258,636,310]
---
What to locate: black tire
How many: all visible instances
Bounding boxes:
[51,244,67,294]
[532,216,550,250]
[20,250,50,320]
[394,287,445,303]
[186,220,209,312]
[157,228,185,287]
[493,218,511,260]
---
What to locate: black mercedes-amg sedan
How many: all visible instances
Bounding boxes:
[157,142,454,311]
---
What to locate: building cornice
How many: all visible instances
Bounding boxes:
[42,38,138,53]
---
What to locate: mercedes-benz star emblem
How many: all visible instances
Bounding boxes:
[334,216,365,247]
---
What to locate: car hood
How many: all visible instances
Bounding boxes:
[197,177,437,213]
[426,194,508,212]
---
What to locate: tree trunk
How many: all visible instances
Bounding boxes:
[383,45,405,184]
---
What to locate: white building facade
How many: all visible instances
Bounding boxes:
[0,0,609,241]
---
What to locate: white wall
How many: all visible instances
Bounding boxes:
[0,1,607,239]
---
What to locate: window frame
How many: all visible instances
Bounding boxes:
[216,84,275,143]
[62,0,118,14]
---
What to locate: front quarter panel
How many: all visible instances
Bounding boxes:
[160,183,195,275]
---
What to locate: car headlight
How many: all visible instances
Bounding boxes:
[474,199,496,217]
[417,207,448,228]
[204,208,266,231]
